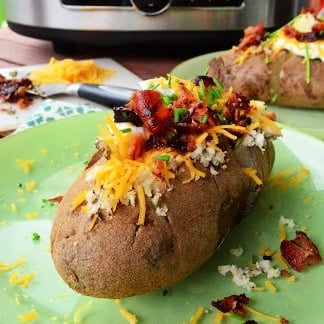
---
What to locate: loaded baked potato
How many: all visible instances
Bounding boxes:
[208,11,324,109]
[50,75,281,299]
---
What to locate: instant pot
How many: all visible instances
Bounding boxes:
[4,0,306,53]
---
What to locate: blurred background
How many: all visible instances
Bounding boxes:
[1,0,311,55]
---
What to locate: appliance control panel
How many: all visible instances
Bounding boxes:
[61,0,245,15]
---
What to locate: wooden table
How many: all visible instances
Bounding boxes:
[0,27,188,80]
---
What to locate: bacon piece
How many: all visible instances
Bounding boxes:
[126,90,173,135]
[0,75,33,108]
[47,195,63,203]
[222,93,251,127]
[280,231,322,272]
[211,294,249,317]
[127,133,146,160]
[238,22,265,50]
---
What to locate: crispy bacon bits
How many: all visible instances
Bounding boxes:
[238,22,265,50]
[280,231,322,272]
[211,293,249,317]
[0,74,33,108]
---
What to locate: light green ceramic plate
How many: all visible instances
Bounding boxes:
[171,52,324,141]
[0,113,324,324]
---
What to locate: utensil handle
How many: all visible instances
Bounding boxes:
[77,84,133,107]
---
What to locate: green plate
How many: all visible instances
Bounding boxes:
[0,113,324,323]
[171,52,324,141]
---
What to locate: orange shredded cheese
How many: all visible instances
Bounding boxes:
[30,57,115,84]
[136,185,146,225]
[16,159,35,173]
[274,252,289,270]
[17,309,38,323]
[0,256,25,272]
[9,271,35,288]
[242,167,263,185]
[264,280,277,292]
[243,305,286,323]
[70,191,86,211]
[10,203,18,212]
[119,307,138,324]
[190,306,205,324]
[25,181,36,191]
[214,311,225,324]
[278,222,287,241]
[73,300,93,323]
[269,167,310,190]
[25,212,39,219]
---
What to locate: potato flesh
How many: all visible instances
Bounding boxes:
[50,141,274,298]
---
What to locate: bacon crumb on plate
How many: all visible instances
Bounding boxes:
[280,231,322,272]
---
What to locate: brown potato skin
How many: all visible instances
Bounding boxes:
[50,140,274,299]
[208,49,324,108]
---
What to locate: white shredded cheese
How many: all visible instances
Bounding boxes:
[218,259,280,291]
[279,215,296,228]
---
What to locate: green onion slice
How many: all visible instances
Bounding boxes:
[305,43,311,84]
[155,154,170,162]
[201,115,209,124]
[173,108,187,123]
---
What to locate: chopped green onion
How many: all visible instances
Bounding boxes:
[204,66,210,76]
[173,108,187,123]
[32,233,40,241]
[270,92,278,104]
[121,128,132,133]
[264,54,270,64]
[167,74,172,87]
[17,183,23,188]
[234,136,244,148]
[304,43,311,84]
[198,79,207,101]
[212,77,224,91]
[201,115,209,124]
[155,154,170,162]
[162,94,176,106]
[148,83,160,90]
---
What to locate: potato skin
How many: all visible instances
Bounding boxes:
[208,50,324,108]
[50,140,274,299]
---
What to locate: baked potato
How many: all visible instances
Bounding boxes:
[50,75,280,299]
[208,11,324,109]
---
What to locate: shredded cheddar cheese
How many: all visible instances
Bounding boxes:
[242,167,263,185]
[9,271,35,288]
[17,309,38,323]
[269,167,310,190]
[25,212,39,219]
[243,305,286,323]
[30,57,115,84]
[190,307,205,324]
[264,280,277,292]
[71,191,86,211]
[16,159,35,173]
[73,75,281,228]
[119,307,138,324]
[73,300,93,324]
[0,256,25,272]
